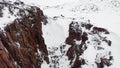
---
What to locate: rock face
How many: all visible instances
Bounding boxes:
[65,21,113,68]
[0,0,49,68]
[0,40,15,68]
[0,0,116,68]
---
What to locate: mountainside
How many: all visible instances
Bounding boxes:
[0,0,49,68]
[0,0,120,68]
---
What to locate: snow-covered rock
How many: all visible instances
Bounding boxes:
[0,0,120,68]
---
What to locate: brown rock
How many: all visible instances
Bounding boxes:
[0,3,49,68]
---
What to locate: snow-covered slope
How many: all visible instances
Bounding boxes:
[42,16,120,68]
[40,0,120,37]
[40,0,120,68]
[0,0,120,68]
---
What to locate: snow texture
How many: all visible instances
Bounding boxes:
[1,0,120,68]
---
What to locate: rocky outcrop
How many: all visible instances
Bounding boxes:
[0,0,115,68]
[65,21,113,68]
[0,0,49,68]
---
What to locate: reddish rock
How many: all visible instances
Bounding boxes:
[0,40,15,68]
[65,21,112,68]
[0,1,49,68]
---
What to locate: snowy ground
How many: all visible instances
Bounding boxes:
[1,0,120,68]
[40,0,120,68]
[2,0,120,37]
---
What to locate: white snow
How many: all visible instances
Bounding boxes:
[40,0,120,37]
[2,0,120,37]
[1,0,120,68]
[0,7,16,29]
[42,19,68,47]
[41,61,49,68]
[107,33,120,68]
[40,0,120,68]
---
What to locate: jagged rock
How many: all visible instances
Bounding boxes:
[0,0,116,68]
[65,21,113,68]
[0,0,49,68]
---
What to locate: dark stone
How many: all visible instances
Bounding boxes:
[92,27,109,34]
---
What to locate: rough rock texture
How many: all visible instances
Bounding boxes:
[0,0,49,68]
[65,21,113,68]
[0,40,15,68]
[0,0,115,68]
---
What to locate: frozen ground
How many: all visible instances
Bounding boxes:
[1,0,120,68]
[3,0,120,37]
[40,0,120,37]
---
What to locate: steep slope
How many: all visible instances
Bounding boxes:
[42,17,118,68]
[0,0,120,68]
[40,0,120,67]
[0,0,49,68]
